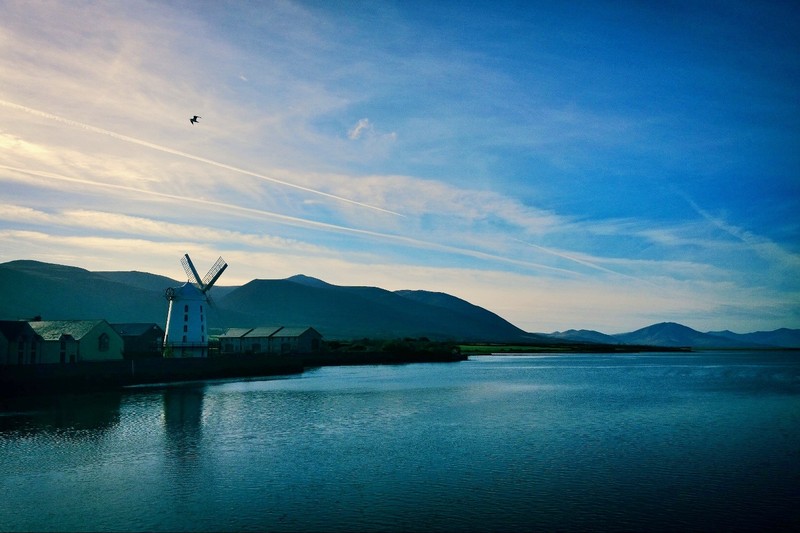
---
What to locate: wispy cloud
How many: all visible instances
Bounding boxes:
[0,99,403,217]
[0,165,586,280]
[684,195,800,272]
[348,118,371,140]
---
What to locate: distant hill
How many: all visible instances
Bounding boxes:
[612,322,759,348]
[217,279,537,342]
[543,323,799,349]
[0,260,535,342]
[286,274,335,289]
[94,270,181,293]
[546,329,620,345]
[0,260,168,324]
[394,290,531,337]
[707,328,800,348]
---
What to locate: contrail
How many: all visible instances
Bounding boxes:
[0,98,404,217]
[677,189,800,270]
[513,238,656,284]
[515,238,620,275]
[0,164,582,276]
[0,164,381,235]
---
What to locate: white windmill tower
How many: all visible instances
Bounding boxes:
[163,254,228,358]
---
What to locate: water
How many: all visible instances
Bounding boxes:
[1,352,798,532]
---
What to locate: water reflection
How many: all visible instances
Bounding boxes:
[162,386,204,460]
[0,392,121,439]
[1,354,797,532]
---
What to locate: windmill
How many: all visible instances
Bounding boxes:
[163,254,228,358]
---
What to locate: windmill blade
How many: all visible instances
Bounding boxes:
[181,254,203,287]
[202,256,228,292]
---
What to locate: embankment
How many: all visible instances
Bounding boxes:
[0,354,304,396]
[0,350,468,397]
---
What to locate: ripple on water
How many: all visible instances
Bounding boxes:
[1,353,799,532]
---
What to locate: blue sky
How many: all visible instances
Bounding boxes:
[1,0,798,333]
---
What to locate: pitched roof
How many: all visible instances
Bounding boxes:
[219,326,323,339]
[28,320,106,341]
[219,327,254,339]
[273,326,320,338]
[244,326,283,338]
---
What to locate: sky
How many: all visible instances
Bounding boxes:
[1,0,798,334]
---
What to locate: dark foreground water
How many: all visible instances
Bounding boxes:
[1,352,798,532]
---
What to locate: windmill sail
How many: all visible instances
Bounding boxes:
[202,256,228,292]
[181,254,203,287]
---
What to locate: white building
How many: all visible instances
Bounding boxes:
[163,282,209,358]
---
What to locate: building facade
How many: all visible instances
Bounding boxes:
[271,327,322,354]
[27,320,124,364]
[111,323,165,359]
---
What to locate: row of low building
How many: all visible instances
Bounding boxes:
[218,326,322,355]
[0,320,323,365]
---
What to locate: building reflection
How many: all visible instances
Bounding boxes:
[0,392,122,438]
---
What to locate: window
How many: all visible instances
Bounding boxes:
[183,325,188,333]
[184,304,189,312]
[98,333,110,352]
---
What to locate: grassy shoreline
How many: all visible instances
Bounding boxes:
[459,343,693,355]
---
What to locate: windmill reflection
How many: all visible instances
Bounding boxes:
[162,386,204,460]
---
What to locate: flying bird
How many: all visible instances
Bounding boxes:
[190,115,201,124]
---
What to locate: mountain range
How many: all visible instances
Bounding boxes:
[548,322,800,349]
[1,260,798,348]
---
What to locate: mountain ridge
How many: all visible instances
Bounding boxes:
[1,260,797,347]
[546,322,800,348]
[613,322,746,348]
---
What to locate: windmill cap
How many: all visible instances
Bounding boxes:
[171,282,207,300]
